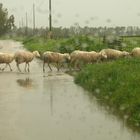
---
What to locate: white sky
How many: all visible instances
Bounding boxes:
[1,0,140,28]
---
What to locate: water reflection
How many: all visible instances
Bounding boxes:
[84,90,140,135]
[16,78,33,89]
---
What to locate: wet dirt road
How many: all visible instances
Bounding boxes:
[0,40,140,140]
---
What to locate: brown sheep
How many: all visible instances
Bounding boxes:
[15,50,40,72]
[42,51,70,72]
[70,50,107,69]
[0,52,15,71]
[100,49,129,59]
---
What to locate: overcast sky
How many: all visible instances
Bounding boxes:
[1,0,140,28]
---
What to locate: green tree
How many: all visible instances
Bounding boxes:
[0,3,15,36]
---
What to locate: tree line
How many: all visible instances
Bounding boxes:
[12,25,140,39]
[1,3,140,39]
[0,3,15,36]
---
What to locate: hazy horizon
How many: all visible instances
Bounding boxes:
[1,0,140,28]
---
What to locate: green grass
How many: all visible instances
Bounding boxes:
[74,58,140,128]
[19,35,108,53]
[122,37,140,51]
[2,35,140,53]
[4,35,140,54]
[22,37,65,53]
[20,36,140,54]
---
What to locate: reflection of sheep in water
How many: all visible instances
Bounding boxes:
[17,78,33,89]
[0,52,15,71]
[15,51,40,72]
[42,51,70,72]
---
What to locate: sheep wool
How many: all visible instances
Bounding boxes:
[131,47,140,57]
[100,49,129,59]
[0,52,15,71]
[15,50,40,72]
[43,51,70,72]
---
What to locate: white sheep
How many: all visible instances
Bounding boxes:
[70,50,89,67]
[15,50,40,72]
[100,49,129,59]
[131,47,140,57]
[42,51,70,72]
[89,51,107,63]
[0,52,15,71]
[70,50,107,69]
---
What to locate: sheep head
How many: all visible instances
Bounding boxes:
[99,51,107,60]
[122,51,130,57]
[64,53,71,62]
[33,51,40,58]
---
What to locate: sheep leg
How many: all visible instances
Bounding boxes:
[48,63,52,71]
[56,62,60,71]
[24,63,27,72]
[27,63,30,72]
[2,64,8,71]
[43,62,45,73]
[75,61,81,70]
[69,60,74,71]
[72,59,78,70]
[8,64,12,71]
[74,61,78,70]
[17,63,21,72]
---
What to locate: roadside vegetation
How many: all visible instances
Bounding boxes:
[22,36,107,53]
[74,58,140,129]
[11,35,140,54]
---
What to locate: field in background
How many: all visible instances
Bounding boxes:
[20,36,140,54]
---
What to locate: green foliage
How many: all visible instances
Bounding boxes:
[13,35,140,57]
[75,58,140,127]
[23,37,65,53]
[122,37,140,51]
[22,35,108,54]
[0,3,15,36]
[58,35,108,53]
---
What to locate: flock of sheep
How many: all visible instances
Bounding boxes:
[0,51,40,72]
[0,47,140,72]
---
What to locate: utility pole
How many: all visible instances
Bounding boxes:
[33,3,35,35]
[25,12,28,35]
[19,21,21,28]
[48,0,52,39]
[21,18,24,28]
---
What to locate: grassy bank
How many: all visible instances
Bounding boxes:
[74,58,140,128]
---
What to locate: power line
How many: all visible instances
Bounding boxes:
[33,3,35,34]
[25,12,28,35]
[26,12,28,28]
[49,0,52,32]
[48,0,52,38]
